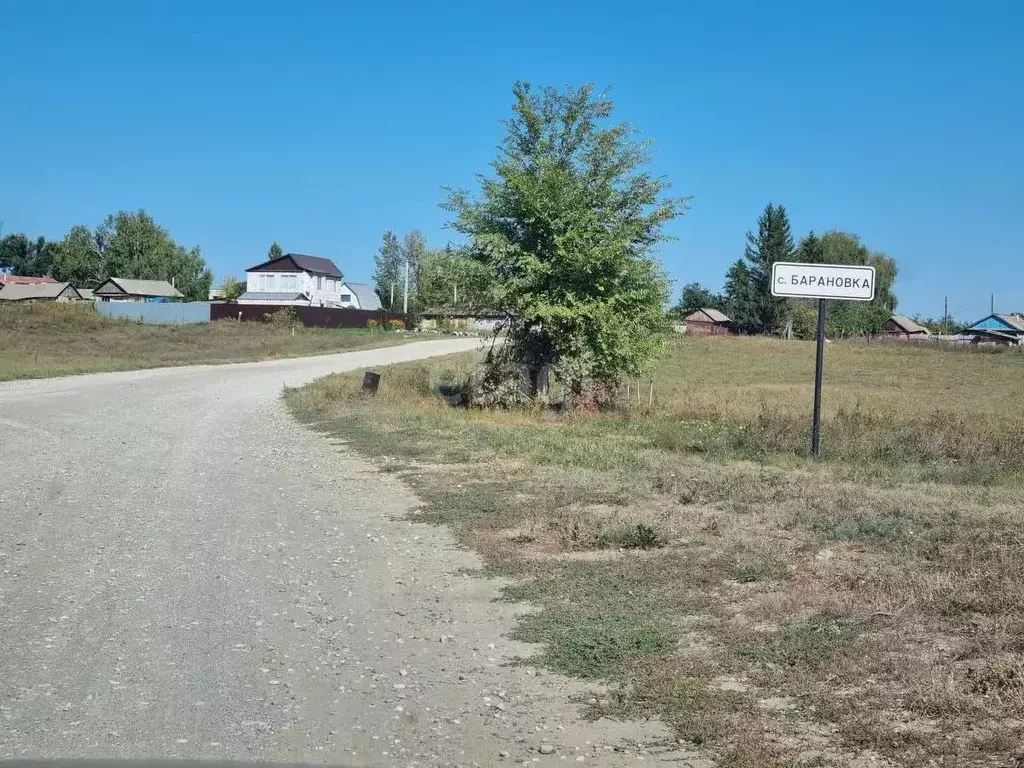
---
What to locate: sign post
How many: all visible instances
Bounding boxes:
[771,262,876,457]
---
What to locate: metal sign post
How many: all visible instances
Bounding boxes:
[771,262,876,457]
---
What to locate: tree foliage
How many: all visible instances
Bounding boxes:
[670,282,725,320]
[46,210,213,300]
[417,246,496,310]
[725,203,794,334]
[787,230,900,338]
[444,82,685,398]
[220,275,245,301]
[268,241,284,261]
[0,234,53,276]
[372,231,403,310]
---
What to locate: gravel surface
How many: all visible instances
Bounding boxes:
[0,340,706,767]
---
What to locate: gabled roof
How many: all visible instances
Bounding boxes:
[341,282,382,310]
[966,312,1024,333]
[685,308,730,323]
[94,278,184,298]
[0,282,81,301]
[0,274,57,286]
[246,253,343,278]
[888,314,929,335]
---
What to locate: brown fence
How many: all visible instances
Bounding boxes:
[210,303,405,329]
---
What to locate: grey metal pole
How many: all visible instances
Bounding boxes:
[811,298,826,457]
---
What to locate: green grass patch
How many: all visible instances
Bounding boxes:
[511,613,670,679]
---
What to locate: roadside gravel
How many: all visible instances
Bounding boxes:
[0,340,705,767]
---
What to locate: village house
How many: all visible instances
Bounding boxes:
[0,282,83,302]
[963,312,1024,345]
[93,278,184,303]
[684,308,732,336]
[238,252,379,309]
[882,314,930,338]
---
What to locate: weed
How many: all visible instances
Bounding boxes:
[511,613,670,679]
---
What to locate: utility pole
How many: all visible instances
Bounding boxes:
[453,283,458,306]
[991,293,995,315]
[403,259,409,314]
[390,282,394,309]
[944,296,948,336]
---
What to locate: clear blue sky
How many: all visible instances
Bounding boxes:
[3,1,1021,319]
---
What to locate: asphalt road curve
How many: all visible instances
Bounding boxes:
[0,340,698,768]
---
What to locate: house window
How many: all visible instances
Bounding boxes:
[280,275,297,292]
[260,274,275,292]
[317,276,323,291]
[340,294,352,303]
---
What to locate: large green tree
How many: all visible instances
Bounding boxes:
[726,203,794,334]
[49,210,213,300]
[445,82,685,399]
[670,282,725,320]
[723,260,759,333]
[268,241,284,261]
[372,231,403,310]
[0,234,53,276]
[417,245,496,309]
[790,230,899,338]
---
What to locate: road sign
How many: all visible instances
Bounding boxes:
[769,261,877,457]
[771,262,876,301]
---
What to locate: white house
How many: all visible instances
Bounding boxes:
[239,253,346,307]
[338,282,382,310]
[238,253,384,309]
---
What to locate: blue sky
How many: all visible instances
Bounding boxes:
[2,1,1021,319]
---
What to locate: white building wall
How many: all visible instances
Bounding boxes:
[246,271,345,306]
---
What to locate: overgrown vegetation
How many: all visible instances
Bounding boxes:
[287,335,1024,767]
[0,302,405,380]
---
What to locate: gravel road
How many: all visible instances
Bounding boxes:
[0,340,703,767]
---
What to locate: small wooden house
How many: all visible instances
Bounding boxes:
[963,313,1024,345]
[0,282,83,302]
[684,308,731,336]
[883,314,930,338]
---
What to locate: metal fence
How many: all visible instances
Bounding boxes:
[97,301,212,324]
[210,303,404,328]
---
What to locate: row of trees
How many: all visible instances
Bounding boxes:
[671,204,899,339]
[372,230,495,314]
[0,210,214,301]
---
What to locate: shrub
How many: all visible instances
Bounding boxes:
[597,523,665,550]
[264,306,300,329]
[366,318,379,329]
[388,318,403,330]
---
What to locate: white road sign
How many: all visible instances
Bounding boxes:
[771,262,876,301]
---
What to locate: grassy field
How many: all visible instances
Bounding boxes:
[0,302,408,380]
[286,335,1024,767]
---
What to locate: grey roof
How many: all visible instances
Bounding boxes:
[77,288,95,301]
[95,278,184,298]
[0,282,81,301]
[237,292,309,302]
[341,282,381,310]
[246,253,343,278]
[996,313,1024,332]
[888,314,930,334]
[686,308,730,323]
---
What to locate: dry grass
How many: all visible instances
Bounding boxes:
[286,335,1024,767]
[0,302,407,380]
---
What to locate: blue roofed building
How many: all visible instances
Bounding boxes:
[963,312,1024,345]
